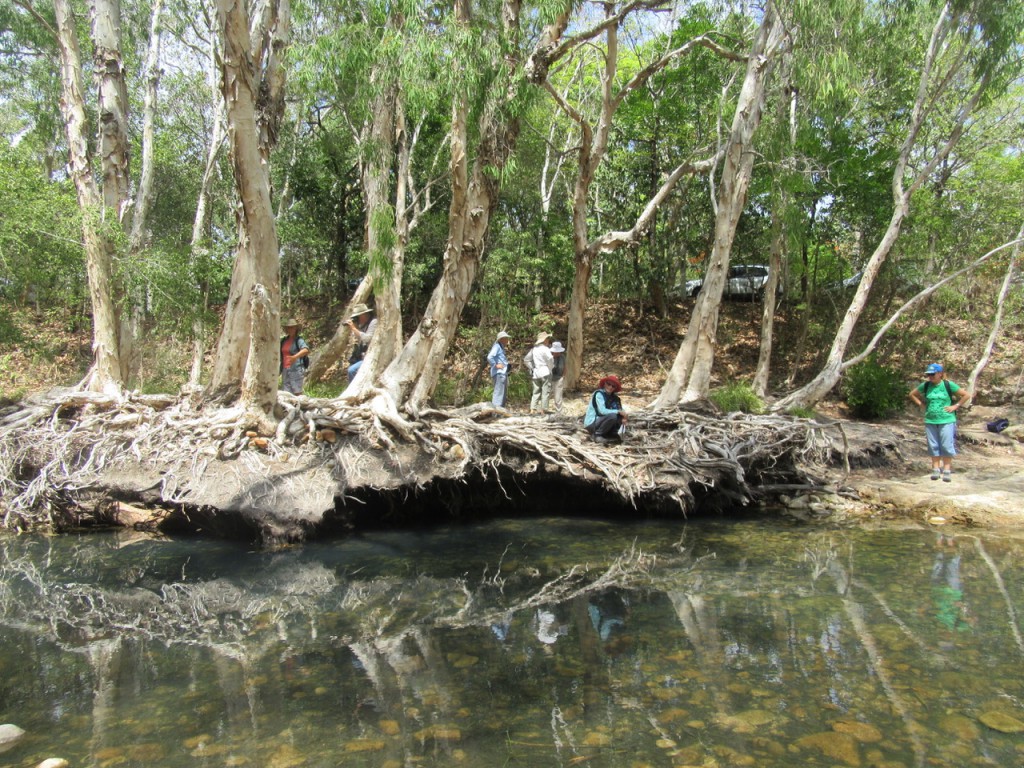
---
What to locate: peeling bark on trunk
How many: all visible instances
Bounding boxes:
[90,0,134,382]
[343,82,403,398]
[654,6,784,407]
[54,0,122,396]
[210,0,283,416]
[379,0,522,413]
[90,0,131,222]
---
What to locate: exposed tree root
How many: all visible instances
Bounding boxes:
[0,388,864,541]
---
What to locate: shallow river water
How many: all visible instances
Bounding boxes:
[1,517,1023,767]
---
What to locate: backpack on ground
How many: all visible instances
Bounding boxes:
[986,418,1010,434]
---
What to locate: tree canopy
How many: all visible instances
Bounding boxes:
[0,0,1020,413]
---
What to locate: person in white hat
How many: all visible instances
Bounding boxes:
[528,332,554,414]
[550,340,566,413]
[280,318,309,394]
[345,303,377,381]
[487,331,512,407]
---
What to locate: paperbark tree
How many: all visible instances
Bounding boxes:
[534,3,743,390]
[89,0,135,382]
[52,0,123,395]
[967,226,1022,398]
[123,0,164,378]
[208,0,288,419]
[654,3,785,407]
[377,0,522,413]
[774,0,1023,412]
[828,236,1024,388]
[342,82,406,398]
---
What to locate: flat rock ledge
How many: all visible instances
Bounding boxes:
[0,389,899,545]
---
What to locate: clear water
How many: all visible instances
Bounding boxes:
[1,518,1023,767]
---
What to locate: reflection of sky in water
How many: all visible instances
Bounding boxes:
[0,521,1023,767]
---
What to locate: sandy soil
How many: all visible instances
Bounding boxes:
[832,405,1023,529]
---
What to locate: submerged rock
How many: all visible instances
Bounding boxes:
[36,760,70,768]
[832,719,883,743]
[795,731,861,766]
[0,724,26,754]
[979,710,1024,733]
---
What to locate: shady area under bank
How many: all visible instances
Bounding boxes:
[0,387,929,546]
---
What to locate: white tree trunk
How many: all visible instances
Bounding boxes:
[128,0,163,252]
[752,188,786,397]
[210,0,283,417]
[89,0,134,382]
[968,226,1022,398]
[90,0,131,221]
[344,86,412,399]
[773,2,989,412]
[54,0,122,396]
[654,5,784,407]
[380,0,521,413]
[125,0,163,381]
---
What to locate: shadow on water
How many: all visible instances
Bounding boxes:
[1,518,1023,767]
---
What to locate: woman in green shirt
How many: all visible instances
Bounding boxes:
[908,363,971,482]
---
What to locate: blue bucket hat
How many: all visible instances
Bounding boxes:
[924,363,944,375]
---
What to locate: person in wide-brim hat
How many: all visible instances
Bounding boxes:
[346,302,377,381]
[487,331,512,408]
[529,332,555,414]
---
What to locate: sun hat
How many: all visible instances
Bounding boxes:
[282,317,300,328]
[598,375,622,392]
[924,363,944,375]
[496,331,511,341]
[550,341,565,353]
[349,303,374,318]
[534,332,552,345]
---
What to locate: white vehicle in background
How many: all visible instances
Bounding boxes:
[684,264,774,300]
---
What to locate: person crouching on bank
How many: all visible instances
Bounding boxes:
[584,375,627,444]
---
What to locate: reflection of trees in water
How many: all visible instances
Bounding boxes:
[4,532,1024,766]
[0,537,697,762]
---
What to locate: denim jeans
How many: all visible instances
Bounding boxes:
[925,422,957,456]
[491,373,508,408]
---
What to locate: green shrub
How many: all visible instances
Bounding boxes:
[304,380,346,399]
[786,405,817,419]
[709,382,763,414]
[842,357,907,420]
